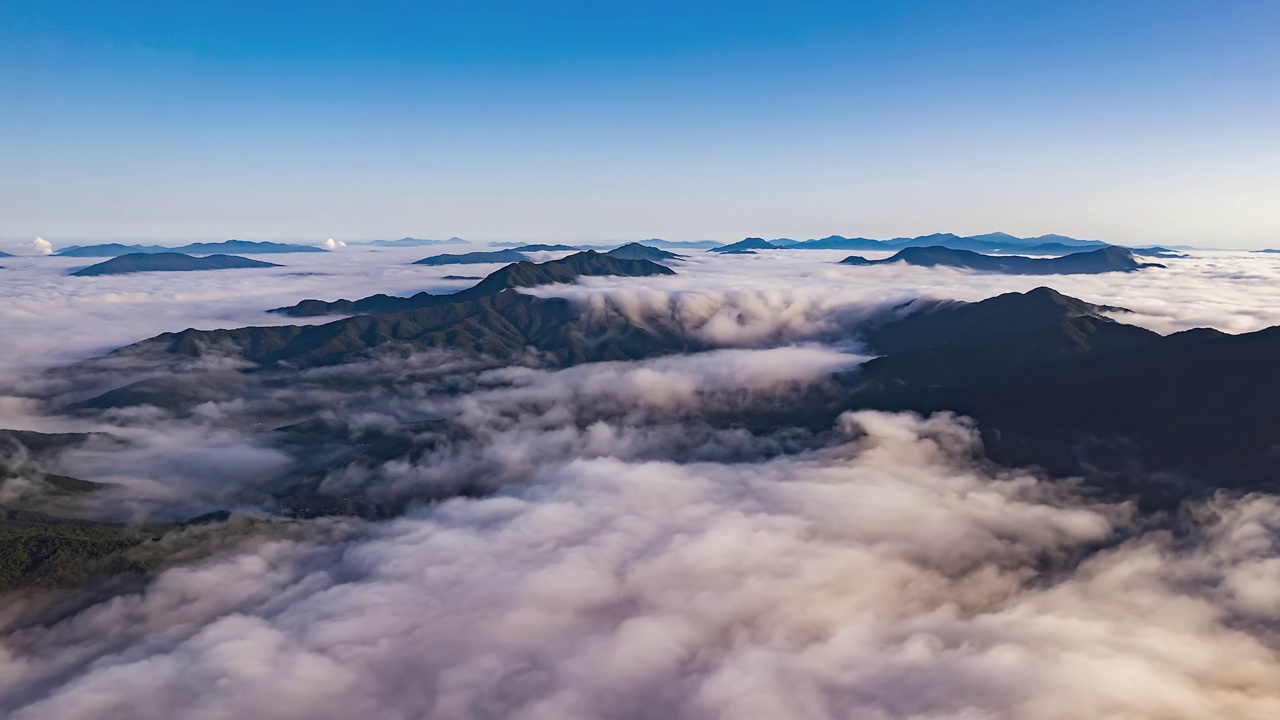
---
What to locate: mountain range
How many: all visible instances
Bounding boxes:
[413,249,529,266]
[727,288,1279,501]
[56,240,327,257]
[71,253,281,276]
[705,232,1170,256]
[840,246,1164,274]
[275,250,674,317]
[349,237,468,247]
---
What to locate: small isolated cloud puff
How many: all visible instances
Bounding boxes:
[322,238,346,249]
[13,237,54,256]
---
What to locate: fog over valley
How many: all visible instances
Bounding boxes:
[0,240,1277,718]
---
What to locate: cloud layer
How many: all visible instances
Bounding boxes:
[3,412,1278,719]
[1,246,1278,718]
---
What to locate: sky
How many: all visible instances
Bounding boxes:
[1,0,1278,247]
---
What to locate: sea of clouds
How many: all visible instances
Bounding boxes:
[1,244,1278,718]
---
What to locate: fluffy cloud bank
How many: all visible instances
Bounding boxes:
[2,412,1277,719]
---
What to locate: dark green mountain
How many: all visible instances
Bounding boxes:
[604,242,681,261]
[140,289,699,369]
[840,246,1163,274]
[743,288,1280,500]
[413,249,528,266]
[71,253,281,276]
[275,251,675,317]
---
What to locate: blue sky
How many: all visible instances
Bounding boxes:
[2,0,1277,247]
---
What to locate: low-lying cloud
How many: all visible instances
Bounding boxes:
[3,412,1277,719]
[1,245,1278,719]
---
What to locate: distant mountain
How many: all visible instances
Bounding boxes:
[840,246,1163,275]
[1130,247,1188,259]
[71,253,281,277]
[784,236,886,250]
[781,232,1110,254]
[353,237,468,247]
[0,250,13,257]
[58,240,326,257]
[639,239,721,250]
[442,275,482,280]
[176,240,327,254]
[509,244,581,252]
[709,238,776,253]
[413,250,528,266]
[274,251,675,317]
[57,243,171,257]
[1254,249,1280,254]
[604,242,681,261]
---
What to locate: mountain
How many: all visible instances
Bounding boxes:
[710,238,777,253]
[274,251,676,317]
[840,246,1163,274]
[783,236,887,250]
[175,240,326,254]
[1254,249,1280,254]
[413,250,528,266]
[354,237,468,247]
[131,289,700,370]
[638,239,721,250]
[58,240,326,257]
[1130,247,1188,258]
[71,253,281,277]
[604,242,681,261]
[780,232,1110,254]
[731,288,1280,499]
[509,244,580,251]
[0,250,13,257]
[57,243,171,257]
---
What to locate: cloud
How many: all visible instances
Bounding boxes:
[1,245,1278,718]
[11,238,54,256]
[322,238,346,249]
[2,412,1278,719]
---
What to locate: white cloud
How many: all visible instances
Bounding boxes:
[1,245,1279,718]
[3,413,1278,719]
[11,237,55,256]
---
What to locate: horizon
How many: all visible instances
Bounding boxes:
[1,229,1267,253]
[3,1,1278,248]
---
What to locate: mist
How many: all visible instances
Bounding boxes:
[1,246,1278,718]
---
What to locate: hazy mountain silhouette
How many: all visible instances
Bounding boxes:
[353,237,467,247]
[840,246,1163,274]
[58,240,326,257]
[413,250,528,265]
[71,253,281,276]
[709,237,777,253]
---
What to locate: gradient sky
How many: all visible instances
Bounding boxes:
[2,0,1278,247]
